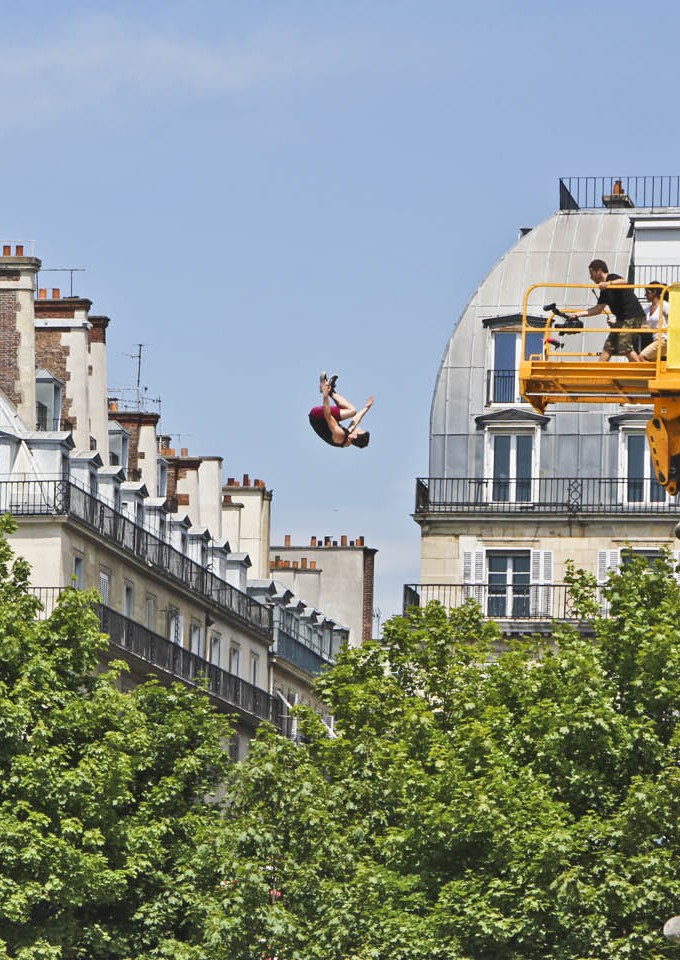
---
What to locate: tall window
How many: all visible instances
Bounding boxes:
[190,621,204,658]
[210,632,222,667]
[229,644,240,677]
[73,556,84,590]
[625,433,665,503]
[490,432,533,502]
[487,552,530,618]
[145,595,156,631]
[490,332,543,404]
[124,583,134,619]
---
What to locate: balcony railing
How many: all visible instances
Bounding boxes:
[403,583,586,621]
[274,628,332,676]
[0,479,271,638]
[559,176,680,211]
[28,587,282,729]
[415,477,677,516]
[99,604,281,728]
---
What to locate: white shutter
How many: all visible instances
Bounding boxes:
[530,550,553,617]
[99,571,109,606]
[597,550,619,615]
[463,550,485,605]
[673,551,680,583]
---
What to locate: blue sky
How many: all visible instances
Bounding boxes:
[3,0,680,625]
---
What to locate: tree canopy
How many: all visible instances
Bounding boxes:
[214,554,680,960]
[1,514,680,959]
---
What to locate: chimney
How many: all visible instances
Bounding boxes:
[341,535,348,547]
[310,536,317,546]
[301,557,308,569]
[180,447,188,457]
[284,534,291,547]
[243,473,250,487]
[0,250,41,426]
[52,288,60,299]
[310,561,317,570]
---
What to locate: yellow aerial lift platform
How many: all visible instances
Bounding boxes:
[519,283,680,494]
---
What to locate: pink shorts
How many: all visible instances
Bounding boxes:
[309,405,341,420]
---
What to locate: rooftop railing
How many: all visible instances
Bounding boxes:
[415,477,676,516]
[1,479,271,638]
[559,176,680,211]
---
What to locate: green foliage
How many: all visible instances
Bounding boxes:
[207,556,680,959]
[2,510,680,959]
[0,517,233,958]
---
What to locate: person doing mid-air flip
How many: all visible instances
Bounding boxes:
[308,372,373,448]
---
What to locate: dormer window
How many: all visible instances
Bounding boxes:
[108,422,130,469]
[35,370,63,431]
[489,330,543,404]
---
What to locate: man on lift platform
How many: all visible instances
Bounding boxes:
[573,259,645,362]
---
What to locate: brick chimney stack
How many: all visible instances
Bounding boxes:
[0,245,40,426]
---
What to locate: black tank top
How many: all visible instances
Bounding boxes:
[309,414,349,447]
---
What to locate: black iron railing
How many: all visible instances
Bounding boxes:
[559,176,680,211]
[27,589,283,729]
[403,583,589,620]
[0,479,271,637]
[415,477,676,515]
[274,628,331,676]
[485,369,531,405]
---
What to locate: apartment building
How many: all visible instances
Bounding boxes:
[0,242,347,755]
[409,176,680,631]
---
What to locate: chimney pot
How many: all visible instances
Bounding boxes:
[341,535,348,547]
[357,536,365,547]
[301,557,308,569]
[324,536,331,547]
[38,288,47,299]
[222,494,232,504]
[310,561,317,570]
[243,473,250,486]
[15,245,23,256]
[310,536,317,546]
[284,534,291,547]
[2,245,10,256]
[226,477,235,485]
[180,447,188,457]
[52,288,60,299]
[292,561,299,569]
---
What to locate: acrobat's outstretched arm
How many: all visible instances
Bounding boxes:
[347,396,374,432]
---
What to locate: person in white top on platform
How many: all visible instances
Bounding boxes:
[639,282,669,361]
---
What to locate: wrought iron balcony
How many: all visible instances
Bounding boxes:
[415,477,677,516]
[403,582,595,622]
[1,479,272,637]
[99,604,282,728]
[29,587,283,730]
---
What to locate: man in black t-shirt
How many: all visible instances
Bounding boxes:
[574,259,645,361]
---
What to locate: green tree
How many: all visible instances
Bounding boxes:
[0,517,233,959]
[211,553,680,960]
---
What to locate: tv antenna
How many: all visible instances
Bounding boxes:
[38,267,86,297]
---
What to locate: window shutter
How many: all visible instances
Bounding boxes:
[597,550,619,616]
[463,550,485,605]
[99,572,109,606]
[530,550,553,617]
